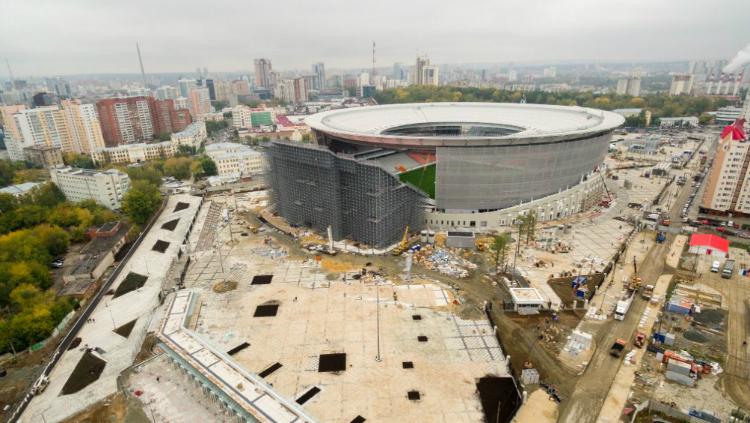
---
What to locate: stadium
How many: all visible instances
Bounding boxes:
[269,103,624,247]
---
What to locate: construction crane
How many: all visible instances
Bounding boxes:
[391,226,410,256]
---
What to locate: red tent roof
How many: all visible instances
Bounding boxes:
[720,118,746,141]
[689,234,729,253]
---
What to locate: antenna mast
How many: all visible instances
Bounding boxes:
[5,59,14,86]
[371,41,376,86]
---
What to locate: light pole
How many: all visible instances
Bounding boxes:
[511,219,523,279]
[375,282,382,362]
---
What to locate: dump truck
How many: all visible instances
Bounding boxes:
[610,339,626,358]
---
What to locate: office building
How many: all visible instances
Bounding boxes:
[312,62,326,90]
[178,79,197,97]
[702,119,750,213]
[669,74,694,96]
[49,167,130,209]
[156,86,179,100]
[231,105,274,129]
[188,87,212,118]
[254,58,274,89]
[23,145,64,168]
[205,142,266,178]
[422,65,440,86]
[415,56,430,85]
[205,79,216,101]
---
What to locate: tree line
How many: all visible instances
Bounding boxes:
[374,86,732,125]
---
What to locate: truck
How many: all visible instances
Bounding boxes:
[722,259,735,279]
[614,294,634,321]
[642,284,654,300]
[633,332,646,348]
[656,232,666,243]
[610,339,627,357]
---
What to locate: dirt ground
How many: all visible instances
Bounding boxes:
[0,335,63,417]
[61,392,150,423]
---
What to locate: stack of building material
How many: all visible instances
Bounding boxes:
[563,329,593,356]
[665,358,694,386]
[666,295,694,314]
[521,368,539,385]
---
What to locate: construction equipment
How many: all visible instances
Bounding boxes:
[391,226,410,256]
[642,284,654,300]
[609,339,626,358]
[634,332,646,348]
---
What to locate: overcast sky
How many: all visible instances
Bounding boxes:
[2,0,749,77]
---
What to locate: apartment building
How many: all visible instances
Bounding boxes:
[61,99,106,154]
[23,145,64,168]
[702,119,750,213]
[49,167,131,209]
[170,121,207,149]
[205,142,265,178]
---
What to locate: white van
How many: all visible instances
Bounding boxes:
[711,260,721,273]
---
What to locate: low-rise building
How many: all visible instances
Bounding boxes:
[170,121,207,149]
[49,167,130,209]
[23,145,64,168]
[205,142,265,178]
[0,181,43,197]
[92,141,175,165]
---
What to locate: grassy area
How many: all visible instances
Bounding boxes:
[398,164,436,198]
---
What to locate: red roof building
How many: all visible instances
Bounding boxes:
[688,234,729,258]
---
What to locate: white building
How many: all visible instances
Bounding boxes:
[205,142,266,178]
[669,74,694,96]
[421,65,440,86]
[170,121,207,149]
[49,167,130,209]
[92,141,176,165]
[156,86,179,100]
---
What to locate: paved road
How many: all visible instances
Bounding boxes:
[557,168,695,423]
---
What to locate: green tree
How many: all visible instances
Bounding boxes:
[62,153,95,169]
[490,233,511,274]
[157,132,172,141]
[125,165,163,186]
[163,157,193,180]
[122,180,162,225]
[33,224,70,257]
[26,182,66,208]
[199,156,217,176]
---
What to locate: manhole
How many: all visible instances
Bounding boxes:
[318,353,346,372]
[412,315,422,321]
[407,390,420,401]
[417,336,428,342]
[402,361,414,369]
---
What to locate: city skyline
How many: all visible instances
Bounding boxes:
[2,0,749,77]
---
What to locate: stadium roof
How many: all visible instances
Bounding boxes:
[305,102,625,148]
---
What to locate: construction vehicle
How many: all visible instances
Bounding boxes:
[642,284,654,300]
[656,232,666,243]
[614,293,634,321]
[633,332,646,348]
[610,339,626,358]
[391,226,410,256]
[625,276,642,293]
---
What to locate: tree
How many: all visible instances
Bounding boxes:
[163,157,193,180]
[62,153,95,169]
[490,233,511,275]
[525,211,537,245]
[33,224,70,257]
[157,132,172,141]
[26,182,66,208]
[206,120,229,136]
[212,100,228,110]
[199,156,217,176]
[177,145,196,156]
[698,113,713,125]
[122,180,162,225]
[125,165,163,186]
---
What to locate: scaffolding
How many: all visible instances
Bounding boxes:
[269,141,426,248]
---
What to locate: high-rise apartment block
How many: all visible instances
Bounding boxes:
[415,56,430,85]
[96,96,191,146]
[178,79,197,97]
[188,87,212,118]
[49,167,130,209]
[421,65,440,86]
[61,99,106,154]
[312,62,326,90]
[254,58,274,89]
[669,74,694,96]
[702,120,750,213]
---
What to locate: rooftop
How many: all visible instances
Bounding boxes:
[0,181,42,196]
[305,102,624,146]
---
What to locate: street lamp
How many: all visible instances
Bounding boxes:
[511,219,523,279]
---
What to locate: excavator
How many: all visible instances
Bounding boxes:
[391,226,410,256]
